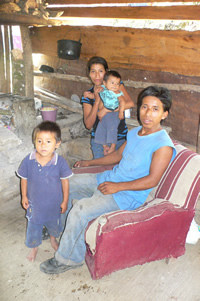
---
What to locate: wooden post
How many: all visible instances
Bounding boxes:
[20,26,34,98]
[0,25,6,92]
[197,114,200,154]
[3,25,11,93]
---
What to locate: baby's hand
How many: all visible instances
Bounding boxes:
[60,201,68,214]
[22,196,29,210]
[83,91,94,99]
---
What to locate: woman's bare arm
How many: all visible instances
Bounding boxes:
[82,87,103,129]
[120,84,134,110]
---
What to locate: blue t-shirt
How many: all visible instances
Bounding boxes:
[17,151,73,224]
[81,86,128,141]
[97,126,176,210]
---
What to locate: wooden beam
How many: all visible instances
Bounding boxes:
[35,86,83,114]
[48,6,200,20]
[47,0,198,4]
[0,13,59,26]
[34,71,200,93]
[21,26,34,98]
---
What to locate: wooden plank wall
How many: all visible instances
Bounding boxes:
[30,25,200,147]
[30,25,200,77]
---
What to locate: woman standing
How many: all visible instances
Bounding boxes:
[81,56,134,158]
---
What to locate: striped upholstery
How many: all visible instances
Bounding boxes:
[85,144,200,279]
[155,143,200,209]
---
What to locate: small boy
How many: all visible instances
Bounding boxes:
[17,121,73,262]
[94,70,125,155]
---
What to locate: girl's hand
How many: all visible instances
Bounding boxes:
[73,160,90,168]
[98,181,120,194]
[22,196,29,210]
[83,91,94,99]
[60,201,68,214]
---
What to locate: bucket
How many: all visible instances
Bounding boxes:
[57,39,82,60]
[40,107,58,122]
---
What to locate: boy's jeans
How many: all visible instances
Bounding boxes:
[55,173,119,265]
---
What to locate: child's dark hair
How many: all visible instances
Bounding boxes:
[32,121,61,144]
[103,70,121,82]
[87,56,108,75]
[137,86,172,124]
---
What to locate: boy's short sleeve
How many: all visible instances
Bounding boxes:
[58,156,73,179]
[17,154,29,179]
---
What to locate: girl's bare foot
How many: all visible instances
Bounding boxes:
[27,247,38,262]
[50,236,59,251]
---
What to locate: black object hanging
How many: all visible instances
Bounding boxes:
[57,39,82,60]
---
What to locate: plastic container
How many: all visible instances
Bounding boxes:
[40,107,58,122]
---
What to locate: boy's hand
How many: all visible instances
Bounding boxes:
[60,201,68,214]
[22,196,29,210]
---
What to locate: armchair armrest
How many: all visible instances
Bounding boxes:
[85,198,195,279]
[85,198,194,255]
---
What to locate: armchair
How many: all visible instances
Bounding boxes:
[82,143,200,279]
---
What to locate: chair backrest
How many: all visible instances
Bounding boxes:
[148,143,200,210]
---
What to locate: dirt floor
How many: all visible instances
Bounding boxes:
[1,196,200,301]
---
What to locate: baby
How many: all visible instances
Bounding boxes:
[94,70,125,155]
[17,121,73,262]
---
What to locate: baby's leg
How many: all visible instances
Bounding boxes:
[50,236,59,251]
[27,247,38,262]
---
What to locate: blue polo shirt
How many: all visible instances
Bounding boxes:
[17,151,73,224]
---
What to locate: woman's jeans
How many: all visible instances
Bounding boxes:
[55,173,119,265]
[91,138,126,159]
